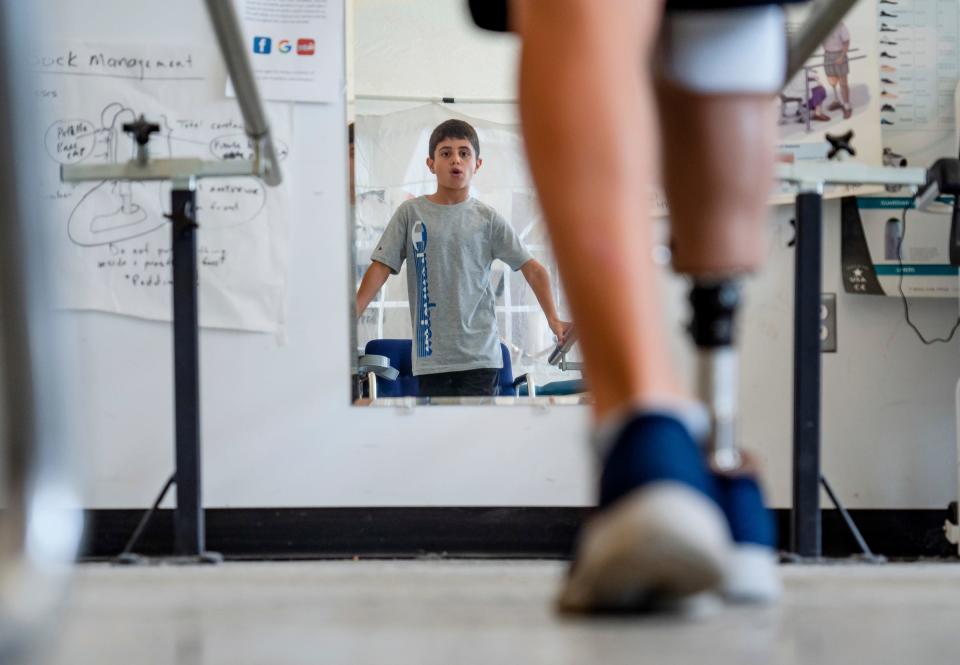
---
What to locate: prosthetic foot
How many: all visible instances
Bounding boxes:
[689,280,781,603]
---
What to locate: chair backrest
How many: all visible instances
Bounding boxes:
[497,343,514,396]
[363,339,516,397]
[363,339,418,397]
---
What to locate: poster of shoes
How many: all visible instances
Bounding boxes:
[842,0,960,298]
[875,0,960,149]
[775,0,884,203]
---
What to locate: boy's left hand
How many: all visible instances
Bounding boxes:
[548,317,574,346]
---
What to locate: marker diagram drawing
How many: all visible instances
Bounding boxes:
[35,42,294,332]
[45,101,289,247]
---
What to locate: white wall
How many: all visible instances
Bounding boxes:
[743,204,960,509]
[41,0,959,512]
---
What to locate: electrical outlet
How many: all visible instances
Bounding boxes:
[821,293,837,353]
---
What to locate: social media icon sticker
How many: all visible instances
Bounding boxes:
[253,36,272,54]
[278,39,292,53]
[297,38,316,55]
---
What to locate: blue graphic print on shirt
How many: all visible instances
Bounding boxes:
[412,220,437,357]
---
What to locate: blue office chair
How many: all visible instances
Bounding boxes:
[362,339,418,397]
[362,339,530,397]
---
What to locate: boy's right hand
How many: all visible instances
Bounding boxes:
[549,318,574,346]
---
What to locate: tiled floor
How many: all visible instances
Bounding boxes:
[41,560,960,665]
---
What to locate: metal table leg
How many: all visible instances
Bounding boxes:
[792,189,824,558]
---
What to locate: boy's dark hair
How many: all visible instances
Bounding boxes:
[428,119,480,159]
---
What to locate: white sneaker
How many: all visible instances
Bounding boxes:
[712,473,782,604]
[723,543,782,604]
[558,482,733,613]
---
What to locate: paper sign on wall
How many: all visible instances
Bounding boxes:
[34,42,292,332]
[841,196,958,298]
[227,0,341,103]
[775,0,884,203]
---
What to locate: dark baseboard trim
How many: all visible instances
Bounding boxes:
[79,507,958,561]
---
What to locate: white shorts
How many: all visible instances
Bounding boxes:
[657,5,787,94]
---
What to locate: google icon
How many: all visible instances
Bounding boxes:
[278,39,292,53]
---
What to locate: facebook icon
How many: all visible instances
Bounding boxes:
[252,36,272,54]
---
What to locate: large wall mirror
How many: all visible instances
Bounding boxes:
[348,0,586,405]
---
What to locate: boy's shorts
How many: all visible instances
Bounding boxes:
[417,368,500,398]
[468,0,807,93]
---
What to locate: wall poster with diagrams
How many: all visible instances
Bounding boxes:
[34,42,293,331]
[777,0,884,203]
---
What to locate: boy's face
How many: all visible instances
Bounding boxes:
[427,138,481,192]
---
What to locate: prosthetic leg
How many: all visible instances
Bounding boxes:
[502,0,790,611]
[657,6,786,601]
[689,280,743,472]
[656,3,788,476]
[688,278,781,602]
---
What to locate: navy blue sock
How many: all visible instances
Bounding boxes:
[599,413,718,509]
[714,475,776,548]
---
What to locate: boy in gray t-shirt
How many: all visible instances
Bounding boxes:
[355,119,570,397]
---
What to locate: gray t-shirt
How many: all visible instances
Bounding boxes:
[370,196,533,376]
